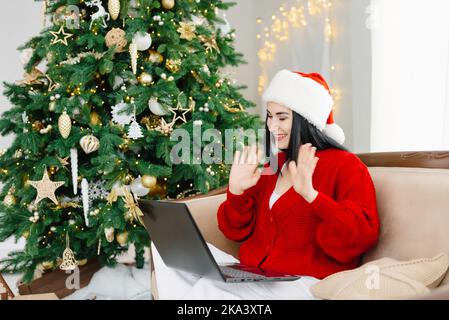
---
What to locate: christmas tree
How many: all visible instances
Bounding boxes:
[0,0,260,283]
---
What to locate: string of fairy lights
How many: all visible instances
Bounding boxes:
[256,0,342,112]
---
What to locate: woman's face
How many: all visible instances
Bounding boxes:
[266,102,293,150]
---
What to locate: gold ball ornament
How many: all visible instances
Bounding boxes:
[148,180,168,198]
[138,72,153,86]
[162,0,175,10]
[58,111,72,139]
[41,261,55,271]
[141,175,157,189]
[32,121,45,132]
[105,28,128,53]
[108,0,121,20]
[80,135,100,154]
[3,194,16,206]
[116,231,129,246]
[148,50,164,64]
[104,227,115,243]
[78,259,88,266]
[90,111,102,125]
[22,231,30,239]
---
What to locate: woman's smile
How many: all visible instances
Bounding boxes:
[275,133,288,142]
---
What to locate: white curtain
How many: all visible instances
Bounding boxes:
[370,0,449,151]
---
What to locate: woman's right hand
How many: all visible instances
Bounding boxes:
[228,145,265,195]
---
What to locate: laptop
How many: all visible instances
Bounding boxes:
[138,199,301,283]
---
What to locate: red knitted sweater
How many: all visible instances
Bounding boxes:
[217,148,380,279]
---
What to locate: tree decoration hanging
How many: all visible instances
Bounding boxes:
[59,233,79,271]
[50,25,73,46]
[127,118,144,140]
[116,231,129,246]
[127,104,144,140]
[108,0,121,20]
[58,111,71,139]
[169,94,191,125]
[162,0,175,10]
[148,97,169,116]
[3,188,16,207]
[15,68,45,86]
[155,118,174,135]
[70,148,78,195]
[165,59,182,73]
[105,28,127,53]
[137,72,153,86]
[28,167,65,205]
[177,22,196,41]
[104,227,115,243]
[81,178,90,227]
[121,187,144,224]
[80,135,100,154]
[86,0,110,29]
[141,175,157,189]
[130,176,150,196]
[129,42,138,74]
[132,32,152,51]
[111,101,133,126]
[148,50,164,64]
[198,34,220,53]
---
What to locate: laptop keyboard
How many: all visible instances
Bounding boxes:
[219,266,267,280]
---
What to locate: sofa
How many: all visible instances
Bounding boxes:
[150,151,449,299]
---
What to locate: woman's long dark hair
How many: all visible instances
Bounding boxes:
[265,111,349,175]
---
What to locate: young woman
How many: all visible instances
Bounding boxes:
[152,70,380,299]
[218,69,380,280]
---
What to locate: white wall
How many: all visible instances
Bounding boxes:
[0,1,42,273]
[225,1,259,115]
[0,1,43,150]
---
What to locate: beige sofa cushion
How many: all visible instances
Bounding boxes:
[363,167,449,284]
[310,253,449,300]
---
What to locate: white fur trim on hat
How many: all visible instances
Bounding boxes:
[324,123,345,145]
[262,70,334,131]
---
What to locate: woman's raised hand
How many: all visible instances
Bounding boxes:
[288,143,319,203]
[229,145,265,195]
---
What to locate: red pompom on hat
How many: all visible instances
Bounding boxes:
[262,70,345,145]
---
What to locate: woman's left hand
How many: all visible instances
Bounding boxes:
[288,143,319,203]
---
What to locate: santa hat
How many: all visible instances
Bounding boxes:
[262,70,345,145]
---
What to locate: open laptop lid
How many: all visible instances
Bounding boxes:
[138,199,225,281]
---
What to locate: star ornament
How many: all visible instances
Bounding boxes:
[169,101,191,125]
[57,156,70,170]
[28,168,65,205]
[198,35,220,53]
[50,26,73,46]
